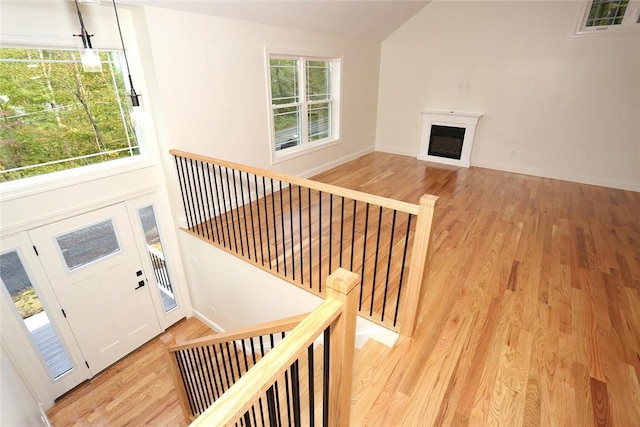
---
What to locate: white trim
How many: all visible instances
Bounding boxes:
[0,156,158,203]
[297,147,374,179]
[374,145,420,157]
[0,184,161,237]
[192,308,226,334]
[374,148,638,191]
[471,159,640,192]
[270,138,342,164]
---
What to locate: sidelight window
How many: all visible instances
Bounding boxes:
[0,249,74,380]
[137,205,177,313]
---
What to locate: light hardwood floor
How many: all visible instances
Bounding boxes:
[314,153,640,426]
[48,152,640,426]
[46,317,214,426]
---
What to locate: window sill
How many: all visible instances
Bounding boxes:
[0,155,159,203]
[270,138,341,165]
[573,25,640,37]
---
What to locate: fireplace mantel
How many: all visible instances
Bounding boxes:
[418,110,482,168]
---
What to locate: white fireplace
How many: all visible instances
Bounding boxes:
[418,110,482,168]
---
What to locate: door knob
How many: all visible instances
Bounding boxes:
[134,280,145,290]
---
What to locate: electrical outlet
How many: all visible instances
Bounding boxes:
[210,306,216,316]
[191,256,199,267]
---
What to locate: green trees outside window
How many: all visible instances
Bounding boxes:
[0,47,139,182]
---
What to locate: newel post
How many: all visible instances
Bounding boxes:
[325,268,359,426]
[399,194,438,337]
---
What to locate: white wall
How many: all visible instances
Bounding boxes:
[141,6,385,334]
[185,237,321,331]
[142,6,380,177]
[376,1,640,191]
[1,345,50,427]
[185,237,397,347]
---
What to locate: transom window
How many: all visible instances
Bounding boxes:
[576,0,640,35]
[0,47,139,182]
[268,54,340,158]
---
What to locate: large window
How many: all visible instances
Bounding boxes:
[268,54,340,157]
[0,47,139,182]
[576,0,640,35]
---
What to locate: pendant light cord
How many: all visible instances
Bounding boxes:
[112,0,138,97]
[74,0,93,49]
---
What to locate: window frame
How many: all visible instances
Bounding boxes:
[574,0,640,36]
[266,48,342,164]
[0,39,157,202]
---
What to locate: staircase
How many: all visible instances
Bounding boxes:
[165,269,359,425]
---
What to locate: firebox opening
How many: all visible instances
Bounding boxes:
[428,125,466,160]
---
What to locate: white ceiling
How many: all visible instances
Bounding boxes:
[120,0,430,41]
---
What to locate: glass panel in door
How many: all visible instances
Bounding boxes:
[137,205,177,313]
[55,220,121,270]
[0,249,74,380]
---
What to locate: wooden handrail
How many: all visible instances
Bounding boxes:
[191,268,359,426]
[170,149,419,215]
[168,312,308,352]
[170,149,439,338]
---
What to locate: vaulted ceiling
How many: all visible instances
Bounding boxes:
[121,0,430,41]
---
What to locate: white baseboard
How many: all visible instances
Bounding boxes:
[371,147,638,192]
[298,147,374,178]
[354,325,398,348]
[472,159,640,192]
[192,308,226,334]
[374,145,418,157]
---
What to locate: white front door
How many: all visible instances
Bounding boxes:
[28,203,161,375]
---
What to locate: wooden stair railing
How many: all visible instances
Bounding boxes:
[170,149,438,336]
[163,312,308,422]
[164,269,359,425]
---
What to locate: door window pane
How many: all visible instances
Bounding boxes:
[56,220,120,270]
[0,250,74,379]
[138,205,177,312]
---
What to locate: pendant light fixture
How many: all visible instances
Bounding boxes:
[73,0,103,72]
[112,0,141,107]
